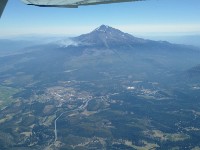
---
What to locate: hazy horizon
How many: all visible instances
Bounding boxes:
[1,0,200,37]
[1,25,200,48]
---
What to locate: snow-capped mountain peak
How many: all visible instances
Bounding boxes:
[94,25,110,32]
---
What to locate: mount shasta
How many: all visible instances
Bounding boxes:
[0,25,200,150]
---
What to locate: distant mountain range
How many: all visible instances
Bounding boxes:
[148,35,200,48]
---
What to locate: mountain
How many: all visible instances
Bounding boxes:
[0,25,200,150]
[70,25,200,56]
[73,25,149,48]
[0,25,199,89]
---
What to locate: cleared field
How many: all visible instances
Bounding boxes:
[0,86,20,109]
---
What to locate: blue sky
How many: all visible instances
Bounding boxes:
[0,0,200,37]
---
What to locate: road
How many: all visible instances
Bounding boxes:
[54,99,91,141]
